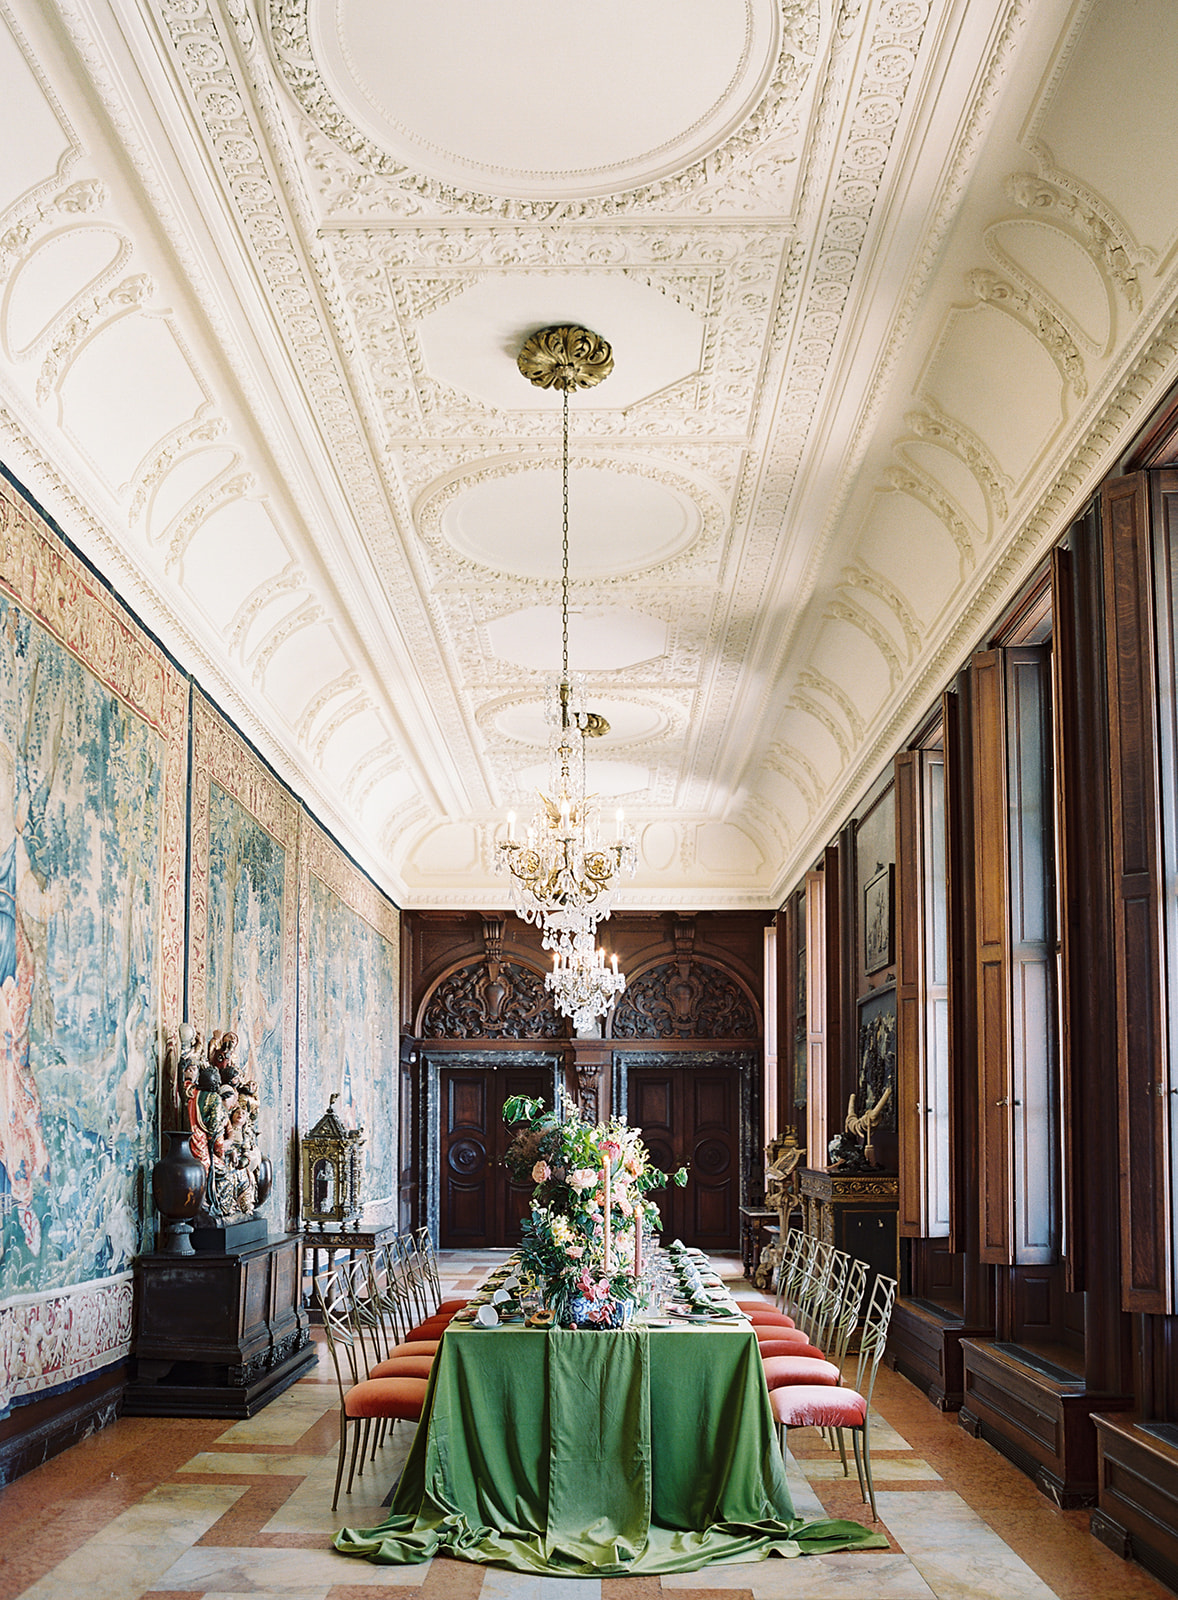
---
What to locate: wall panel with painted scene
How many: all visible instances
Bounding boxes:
[0,474,186,1411]
[298,815,398,1213]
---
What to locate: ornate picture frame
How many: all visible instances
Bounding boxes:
[863,863,894,975]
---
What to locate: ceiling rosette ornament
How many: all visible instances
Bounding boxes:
[266,0,823,216]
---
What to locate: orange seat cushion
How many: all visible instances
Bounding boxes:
[345,1375,428,1420]
[761,1353,841,1388]
[407,1316,454,1339]
[435,1297,469,1314]
[754,1324,811,1344]
[770,1383,868,1429]
[369,1354,435,1379]
[740,1307,797,1328]
[387,1339,441,1357]
[757,1337,827,1360]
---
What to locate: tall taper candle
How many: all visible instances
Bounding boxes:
[603,1161,612,1274]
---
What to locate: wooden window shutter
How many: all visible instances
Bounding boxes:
[895,748,950,1239]
[1101,471,1173,1312]
[971,644,1058,1267]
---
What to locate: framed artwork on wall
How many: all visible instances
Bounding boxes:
[863,864,894,975]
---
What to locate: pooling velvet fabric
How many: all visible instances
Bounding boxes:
[334,1325,886,1575]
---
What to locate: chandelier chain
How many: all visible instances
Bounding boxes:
[561,383,570,682]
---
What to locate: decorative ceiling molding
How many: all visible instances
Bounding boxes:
[266,0,824,218]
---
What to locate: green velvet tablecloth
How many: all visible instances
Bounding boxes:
[334,1323,886,1575]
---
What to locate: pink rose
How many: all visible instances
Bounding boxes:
[531,1160,550,1183]
[567,1244,584,1259]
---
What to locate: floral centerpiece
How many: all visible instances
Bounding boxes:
[503,1093,688,1328]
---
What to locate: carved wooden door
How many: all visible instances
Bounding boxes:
[438,1065,550,1248]
[628,1065,740,1250]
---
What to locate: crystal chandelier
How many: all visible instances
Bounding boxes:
[545,927,627,1034]
[497,326,637,950]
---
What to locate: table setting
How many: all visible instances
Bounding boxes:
[334,1098,886,1575]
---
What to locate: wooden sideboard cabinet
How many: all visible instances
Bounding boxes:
[123,1233,315,1417]
[797,1167,899,1295]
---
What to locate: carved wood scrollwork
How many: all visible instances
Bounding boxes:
[420,959,565,1039]
[575,1066,599,1123]
[611,957,757,1040]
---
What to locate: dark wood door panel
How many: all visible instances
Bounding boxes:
[629,1064,740,1249]
[439,1065,549,1248]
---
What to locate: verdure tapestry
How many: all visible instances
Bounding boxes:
[0,473,186,1409]
[188,692,299,1229]
[298,815,398,1211]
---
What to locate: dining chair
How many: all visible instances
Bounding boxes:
[314,1262,430,1509]
[413,1226,470,1318]
[769,1272,898,1520]
[736,1226,803,1322]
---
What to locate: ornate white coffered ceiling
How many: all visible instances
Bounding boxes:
[0,0,1176,909]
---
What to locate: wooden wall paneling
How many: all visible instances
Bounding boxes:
[776,908,791,1137]
[895,750,927,1236]
[1053,514,1134,1403]
[1150,470,1178,1315]
[943,681,975,1267]
[971,648,1015,1266]
[1100,472,1172,1313]
[1050,544,1083,1291]
[829,839,849,1148]
[805,868,827,1166]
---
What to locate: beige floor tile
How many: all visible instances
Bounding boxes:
[176,1450,327,1476]
[661,1552,937,1597]
[875,1492,1060,1599]
[802,1456,941,1481]
[14,1539,224,1600]
[83,1480,248,1542]
[154,1545,430,1589]
[481,1570,601,1600]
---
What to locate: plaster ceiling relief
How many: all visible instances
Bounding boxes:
[430,462,710,584]
[986,219,1110,354]
[270,0,823,216]
[1027,0,1178,264]
[485,604,671,676]
[7,0,1177,908]
[416,273,708,413]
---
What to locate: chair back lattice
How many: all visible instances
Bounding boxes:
[315,1262,365,1392]
[414,1226,443,1306]
[782,1228,812,1316]
[795,1238,834,1342]
[827,1255,869,1376]
[774,1228,805,1310]
[849,1272,898,1409]
[810,1248,849,1355]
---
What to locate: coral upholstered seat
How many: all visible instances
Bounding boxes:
[744,1309,798,1328]
[756,1336,827,1360]
[345,1374,430,1418]
[754,1323,812,1344]
[369,1353,436,1380]
[760,1353,841,1388]
[770,1383,868,1429]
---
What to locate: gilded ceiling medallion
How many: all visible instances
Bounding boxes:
[517,326,614,393]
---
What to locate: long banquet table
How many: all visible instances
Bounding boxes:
[334,1312,886,1575]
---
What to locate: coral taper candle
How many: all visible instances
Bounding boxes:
[603,1161,612,1274]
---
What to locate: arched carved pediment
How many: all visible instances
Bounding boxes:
[419,958,566,1040]
[611,957,758,1040]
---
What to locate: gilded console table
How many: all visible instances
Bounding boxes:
[797,1167,899,1294]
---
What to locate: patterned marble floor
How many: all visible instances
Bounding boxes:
[0,1252,1171,1600]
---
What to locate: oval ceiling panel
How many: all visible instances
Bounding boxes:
[310,0,779,198]
[444,466,700,579]
[486,605,668,671]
